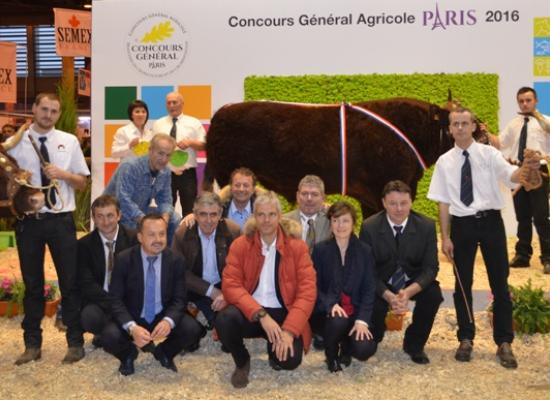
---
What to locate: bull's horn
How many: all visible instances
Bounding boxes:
[3,121,31,151]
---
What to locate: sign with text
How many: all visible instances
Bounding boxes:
[54,8,91,57]
[78,68,91,96]
[0,42,17,104]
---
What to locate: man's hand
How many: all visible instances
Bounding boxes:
[177,139,191,150]
[179,213,196,228]
[130,325,152,348]
[259,314,282,343]
[442,237,454,260]
[349,322,373,341]
[43,164,67,181]
[273,330,294,362]
[211,291,227,312]
[330,304,349,319]
[151,319,172,341]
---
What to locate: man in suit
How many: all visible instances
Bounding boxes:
[172,191,241,329]
[284,175,331,253]
[360,180,443,364]
[101,214,204,376]
[78,195,137,346]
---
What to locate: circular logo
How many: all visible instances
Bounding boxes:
[126,13,188,77]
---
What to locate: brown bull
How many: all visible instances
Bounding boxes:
[0,124,45,217]
[206,98,479,216]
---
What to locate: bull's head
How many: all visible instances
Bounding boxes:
[0,123,45,217]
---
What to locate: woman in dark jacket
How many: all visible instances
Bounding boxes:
[312,201,377,372]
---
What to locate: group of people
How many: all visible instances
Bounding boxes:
[3,87,549,389]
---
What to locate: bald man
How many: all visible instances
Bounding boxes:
[152,92,206,216]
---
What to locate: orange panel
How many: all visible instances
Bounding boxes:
[104,124,124,158]
[177,85,212,119]
[104,162,120,186]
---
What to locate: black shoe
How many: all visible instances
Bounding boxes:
[455,339,473,362]
[509,255,530,268]
[154,346,177,372]
[15,348,41,365]
[312,334,325,350]
[184,342,200,353]
[496,342,518,369]
[118,347,138,376]
[326,358,342,373]
[62,346,85,364]
[92,335,103,348]
[268,356,282,371]
[404,348,430,364]
[221,344,230,353]
[339,353,352,367]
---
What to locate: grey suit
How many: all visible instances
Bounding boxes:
[284,209,331,252]
[359,210,443,353]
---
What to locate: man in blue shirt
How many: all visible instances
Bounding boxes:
[103,133,181,243]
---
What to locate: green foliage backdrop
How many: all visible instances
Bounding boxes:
[244,73,499,219]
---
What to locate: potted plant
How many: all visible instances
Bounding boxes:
[487,279,550,334]
[0,277,61,318]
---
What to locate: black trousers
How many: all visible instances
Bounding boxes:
[451,210,514,345]
[320,315,377,362]
[188,292,215,325]
[371,281,443,352]
[513,168,550,263]
[101,313,203,361]
[15,212,83,348]
[215,305,304,369]
[81,303,110,335]
[171,168,197,216]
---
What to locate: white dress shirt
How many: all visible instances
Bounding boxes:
[428,142,517,217]
[252,238,282,308]
[499,113,550,161]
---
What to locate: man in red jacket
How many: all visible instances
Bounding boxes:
[215,191,317,388]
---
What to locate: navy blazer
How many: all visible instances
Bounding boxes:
[109,245,187,327]
[77,224,137,311]
[359,210,439,297]
[311,235,376,324]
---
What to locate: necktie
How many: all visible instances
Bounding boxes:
[105,241,115,285]
[169,117,178,139]
[143,255,158,323]
[391,225,405,291]
[460,150,473,206]
[517,117,529,163]
[306,218,316,252]
[38,137,56,207]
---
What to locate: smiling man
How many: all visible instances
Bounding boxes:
[78,195,137,347]
[215,191,316,388]
[102,214,204,376]
[360,180,442,365]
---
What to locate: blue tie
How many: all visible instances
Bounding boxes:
[391,225,406,291]
[144,255,158,323]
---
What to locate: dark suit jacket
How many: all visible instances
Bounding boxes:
[359,210,439,297]
[312,235,375,324]
[77,224,137,311]
[171,218,241,296]
[109,245,187,327]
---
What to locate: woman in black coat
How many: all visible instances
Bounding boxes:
[311,201,377,372]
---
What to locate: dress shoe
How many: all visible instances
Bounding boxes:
[543,262,550,274]
[15,348,41,365]
[404,348,430,364]
[231,359,250,389]
[118,347,138,376]
[153,345,178,372]
[339,353,352,367]
[496,342,518,369]
[92,335,103,348]
[455,339,473,362]
[326,358,343,373]
[509,255,530,268]
[62,346,85,364]
[268,356,283,371]
[312,334,325,350]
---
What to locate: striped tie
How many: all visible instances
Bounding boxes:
[460,150,473,206]
[391,225,405,291]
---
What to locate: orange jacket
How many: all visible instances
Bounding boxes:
[222,218,317,351]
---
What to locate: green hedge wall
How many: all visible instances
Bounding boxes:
[244,73,499,220]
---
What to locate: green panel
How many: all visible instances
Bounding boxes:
[244,73,499,220]
[105,86,137,120]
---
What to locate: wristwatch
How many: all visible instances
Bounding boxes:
[254,308,267,321]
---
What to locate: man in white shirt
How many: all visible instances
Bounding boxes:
[152,92,206,216]
[486,87,550,273]
[428,107,539,369]
[8,92,90,365]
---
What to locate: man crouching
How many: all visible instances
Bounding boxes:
[215,191,317,388]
